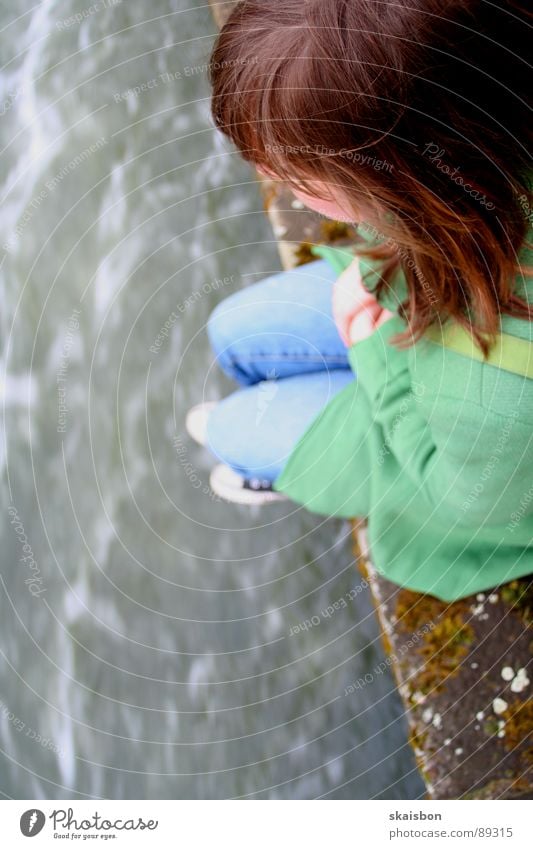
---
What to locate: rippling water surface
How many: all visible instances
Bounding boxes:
[0,0,423,799]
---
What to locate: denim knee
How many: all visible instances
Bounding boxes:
[206,260,347,385]
[205,385,285,480]
[204,388,255,477]
[206,291,254,384]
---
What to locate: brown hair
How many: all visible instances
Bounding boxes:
[210,0,533,352]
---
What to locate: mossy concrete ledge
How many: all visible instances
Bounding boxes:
[208,0,533,800]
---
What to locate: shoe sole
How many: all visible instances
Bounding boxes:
[185,401,217,447]
[209,465,287,506]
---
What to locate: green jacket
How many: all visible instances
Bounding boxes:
[273,226,533,601]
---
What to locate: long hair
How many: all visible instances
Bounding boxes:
[209,0,533,352]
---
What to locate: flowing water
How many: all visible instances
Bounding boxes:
[0,0,424,799]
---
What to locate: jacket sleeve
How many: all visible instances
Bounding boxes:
[349,315,532,528]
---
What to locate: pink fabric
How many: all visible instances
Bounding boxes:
[332,258,393,347]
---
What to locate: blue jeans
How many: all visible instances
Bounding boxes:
[206,259,355,481]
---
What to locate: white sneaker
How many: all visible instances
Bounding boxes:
[185,401,217,447]
[209,464,288,506]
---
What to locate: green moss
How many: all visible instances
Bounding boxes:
[409,727,434,789]
[417,619,474,694]
[294,241,316,266]
[394,590,474,694]
[395,589,447,630]
[260,181,278,212]
[409,727,429,751]
[500,579,533,625]
[484,718,501,736]
[356,554,369,582]
[380,627,395,661]
[502,698,533,764]
[319,220,357,242]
